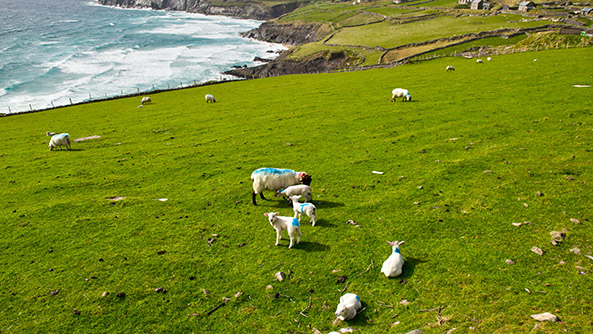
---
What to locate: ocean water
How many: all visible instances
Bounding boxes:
[0,0,284,114]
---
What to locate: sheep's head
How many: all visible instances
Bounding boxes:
[264,212,279,225]
[300,173,312,186]
[335,304,356,321]
[289,195,301,203]
[274,189,285,198]
[387,240,405,252]
[406,94,412,102]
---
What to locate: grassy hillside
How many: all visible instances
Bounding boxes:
[1,47,593,333]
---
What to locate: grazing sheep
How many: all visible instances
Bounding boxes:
[251,168,312,205]
[380,240,405,277]
[141,97,151,104]
[476,59,483,64]
[335,293,362,321]
[446,65,455,71]
[391,88,411,102]
[275,185,313,203]
[48,133,71,151]
[205,94,216,103]
[289,195,317,226]
[264,212,301,248]
[487,57,492,62]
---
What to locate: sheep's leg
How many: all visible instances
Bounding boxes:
[288,234,293,248]
[296,228,301,244]
[294,212,298,218]
[252,192,258,205]
[311,214,316,226]
[275,230,281,246]
[260,192,266,200]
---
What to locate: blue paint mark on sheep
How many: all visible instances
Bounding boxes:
[252,168,295,176]
[355,295,360,302]
[394,248,400,254]
[291,218,300,227]
[299,203,310,213]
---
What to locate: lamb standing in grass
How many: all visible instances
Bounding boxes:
[251,168,312,205]
[141,97,151,104]
[275,184,313,203]
[391,88,411,102]
[264,212,301,248]
[289,195,317,226]
[48,133,71,151]
[335,293,362,321]
[205,94,216,103]
[476,59,483,64]
[446,65,455,71]
[380,240,405,277]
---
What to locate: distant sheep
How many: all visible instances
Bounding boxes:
[251,168,312,205]
[391,88,411,102]
[264,212,301,248]
[48,133,71,151]
[446,65,455,71]
[289,195,317,226]
[476,59,483,64]
[380,240,405,277]
[335,293,362,321]
[205,94,216,103]
[275,185,312,203]
[487,57,492,62]
[141,97,151,104]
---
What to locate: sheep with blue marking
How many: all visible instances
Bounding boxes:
[205,94,216,103]
[380,240,405,277]
[275,184,312,203]
[48,133,71,151]
[335,293,362,321]
[264,212,301,248]
[251,168,312,205]
[391,88,411,102]
[289,195,317,226]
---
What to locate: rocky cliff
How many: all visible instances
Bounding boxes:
[241,21,326,46]
[95,0,301,20]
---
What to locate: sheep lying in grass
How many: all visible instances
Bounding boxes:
[391,88,411,102]
[476,59,483,64]
[251,168,312,205]
[141,97,152,104]
[335,293,362,321]
[264,212,301,248]
[205,94,216,103]
[380,240,405,277]
[275,185,312,203]
[446,65,455,71]
[289,195,317,226]
[48,133,71,151]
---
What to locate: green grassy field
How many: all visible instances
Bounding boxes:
[1,47,593,333]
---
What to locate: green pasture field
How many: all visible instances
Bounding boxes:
[1,47,593,333]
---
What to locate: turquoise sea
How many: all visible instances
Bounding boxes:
[0,0,283,113]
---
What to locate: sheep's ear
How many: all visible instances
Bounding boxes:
[264,213,269,217]
[275,212,279,215]
[387,241,394,246]
[399,241,405,246]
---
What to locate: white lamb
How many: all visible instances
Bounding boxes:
[487,57,492,62]
[391,88,411,102]
[335,293,362,321]
[275,184,312,202]
[48,133,71,151]
[446,65,455,71]
[289,195,317,226]
[141,97,151,104]
[264,212,301,248]
[380,240,405,277]
[205,94,216,103]
[251,168,312,205]
[476,59,483,64]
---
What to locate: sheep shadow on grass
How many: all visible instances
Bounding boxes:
[293,241,328,253]
[396,257,424,280]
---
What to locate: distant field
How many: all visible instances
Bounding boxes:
[1,47,593,333]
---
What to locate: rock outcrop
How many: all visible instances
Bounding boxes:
[95,0,301,20]
[241,21,326,46]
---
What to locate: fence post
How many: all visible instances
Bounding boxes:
[29,104,33,111]
[51,101,54,108]
[8,106,11,113]
[70,98,73,105]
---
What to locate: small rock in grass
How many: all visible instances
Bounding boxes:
[339,328,355,333]
[50,290,59,296]
[550,230,566,246]
[154,287,166,293]
[405,330,423,334]
[570,218,581,224]
[523,203,529,208]
[337,275,347,284]
[505,259,515,265]
[531,312,559,322]
[531,246,543,256]
[202,289,210,295]
[101,291,110,297]
[266,285,274,290]
[234,291,243,298]
[512,222,523,227]
[238,242,246,247]
[312,328,322,334]
[483,170,493,174]
[570,248,581,255]
[391,321,400,328]
[275,271,286,282]
[536,191,544,197]
[116,292,126,298]
[400,299,410,306]
[72,310,81,315]
[559,260,566,265]
[222,297,231,303]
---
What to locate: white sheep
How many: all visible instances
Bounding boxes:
[289,195,317,226]
[48,133,71,151]
[391,88,411,102]
[487,57,492,62]
[251,168,312,205]
[205,94,216,103]
[476,59,483,64]
[264,212,301,248]
[275,184,313,202]
[446,65,455,71]
[380,240,405,277]
[335,293,362,321]
[141,97,151,104]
